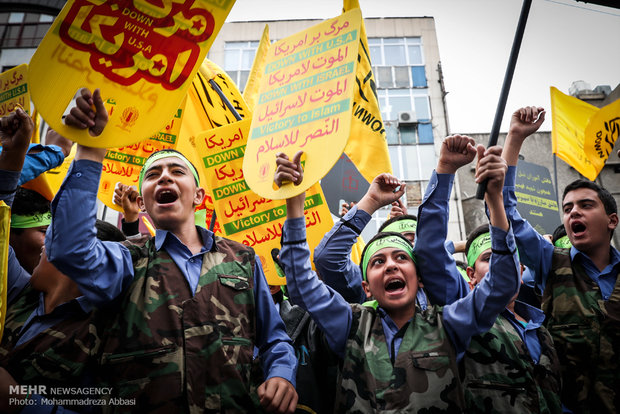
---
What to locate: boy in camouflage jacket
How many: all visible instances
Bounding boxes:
[275,139,520,412]
[44,88,298,413]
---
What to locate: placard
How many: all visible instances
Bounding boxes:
[29,0,235,148]
[243,9,361,200]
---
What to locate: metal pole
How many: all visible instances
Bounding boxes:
[475,0,533,200]
[553,153,560,219]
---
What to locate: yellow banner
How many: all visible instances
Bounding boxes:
[243,25,270,112]
[28,0,235,148]
[194,119,333,285]
[0,201,9,342]
[244,9,362,200]
[550,87,598,180]
[584,98,620,178]
[179,58,253,212]
[98,98,186,211]
[0,64,30,116]
[342,0,392,183]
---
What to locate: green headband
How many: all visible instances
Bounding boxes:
[381,219,417,234]
[361,235,415,281]
[466,232,492,267]
[138,150,200,193]
[11,211,52,229]
[554,235,572,249]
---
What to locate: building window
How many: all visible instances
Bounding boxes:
[0,12,53,49]
[378,90,431,123]
[223,41,259,91]
[369,37,426,88]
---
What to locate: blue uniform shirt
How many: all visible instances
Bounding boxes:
[503,166,620,299]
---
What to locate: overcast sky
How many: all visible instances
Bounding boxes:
[226,0,620,133]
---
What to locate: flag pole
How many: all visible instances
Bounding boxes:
[553,153,560,219]
[475,0,532,199]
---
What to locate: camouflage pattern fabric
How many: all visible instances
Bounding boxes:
[100,236,263,413]
[0,300,104,411]
[543,247,620,413]
[335,303,465,412]
[463,312,562,413]
[0,284,39,359]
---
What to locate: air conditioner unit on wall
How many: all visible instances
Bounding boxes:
[398,110,417,125]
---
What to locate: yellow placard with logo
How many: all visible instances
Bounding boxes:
[0,64,30,116]
[0,200,9,342]
[28,0,235,148]
[243,9,361,200]
[195,119,333,285]
[98,98,186,211]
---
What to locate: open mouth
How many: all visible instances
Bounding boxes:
[155,189,179,204]
[385,278,406,292]
[571,221,586,236]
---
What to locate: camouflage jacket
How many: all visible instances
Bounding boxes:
[99,236,263,413]
[462,310,562,413]
[0,297,103,412]
[0,283,38,359]
[542,247,620,413]
[335,303,465,412]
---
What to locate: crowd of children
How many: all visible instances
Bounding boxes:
[0,92,618,413]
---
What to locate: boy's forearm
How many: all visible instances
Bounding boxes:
[486,193,509,231]
[502,134,524,167]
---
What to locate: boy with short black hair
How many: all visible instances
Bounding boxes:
[502,105,620,413]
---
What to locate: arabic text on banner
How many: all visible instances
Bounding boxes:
[195,119,333,285]
[243,9,362,200]
[28,0,235,148]
[0,64,30,116]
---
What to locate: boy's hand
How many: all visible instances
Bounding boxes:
[357,173,405,214]
[276,151,305,219]
[0,107,33,171]
[508,106,545,142]
[274,150,303,187]
[437,134,477,174]
[45,127,73,157]
[0,107,32,154]
[114,183,140,222]
[389,199,408,217]
[475,145,507,197]
[65,88,108,137]
[340,201,355,216]
[258,377,298,414]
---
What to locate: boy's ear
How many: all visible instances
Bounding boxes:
[361,280,372,299]
[608,212,619,232]
[466,266,476,290]
[137,196,146,213]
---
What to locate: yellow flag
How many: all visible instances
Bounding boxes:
[342,0,392,183]
[550,87,598,180]
[584,98,620,178]
[179,58,252,215]
[0,200,9,342]
[243,25,271,112]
